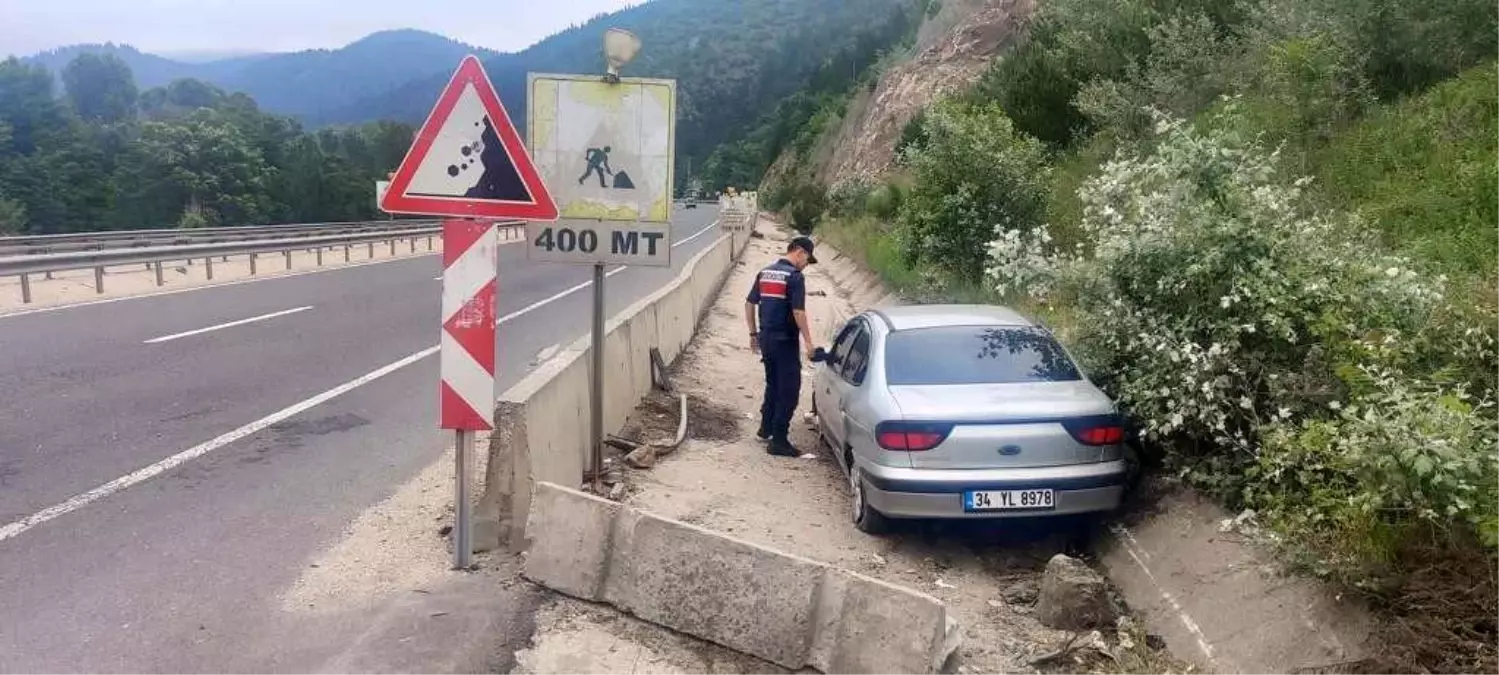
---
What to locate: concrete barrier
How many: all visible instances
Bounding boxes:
[478,226,751,552]
[524,482,958,674]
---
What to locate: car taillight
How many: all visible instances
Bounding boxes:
[875,422,952,451]
[1062,415,1125,446]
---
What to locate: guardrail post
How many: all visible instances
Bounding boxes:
[20,273,31,304]
[153,262,164,286]
[94,266,104,294]
[284,250,292,270]
[368,242,375,258]
[249,253,258,276]
[344,244,351,262]
[409,237,416,253]
[388,239,396,256]
[316,247,323,266]
[205,256,214,280]
[426,235,433,251]
[45,271,53,280]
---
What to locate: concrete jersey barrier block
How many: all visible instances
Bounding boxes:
[524,482,957,674]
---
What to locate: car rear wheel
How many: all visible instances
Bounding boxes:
[849,466,889,534]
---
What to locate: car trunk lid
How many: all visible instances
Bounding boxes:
[886,382,1119,469]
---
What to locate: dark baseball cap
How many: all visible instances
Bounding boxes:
[788,236,818,264]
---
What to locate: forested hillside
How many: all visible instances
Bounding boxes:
[0,54,414,234]
[327,0,921,191]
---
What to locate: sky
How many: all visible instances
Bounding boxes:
[0,0,637,58]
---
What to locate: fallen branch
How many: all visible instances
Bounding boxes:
[604,436,641,451]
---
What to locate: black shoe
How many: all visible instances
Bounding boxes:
[755,426,771,441]
[767,439,801,457]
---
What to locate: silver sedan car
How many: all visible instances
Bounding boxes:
[811,305,1128,533]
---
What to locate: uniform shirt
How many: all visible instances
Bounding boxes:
[746,258,805,341]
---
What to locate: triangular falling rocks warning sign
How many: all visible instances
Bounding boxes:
[380,55,557,220]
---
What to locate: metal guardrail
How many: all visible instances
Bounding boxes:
[0,222,525,304]
[0,219,440,257]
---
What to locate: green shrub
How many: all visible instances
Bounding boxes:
[785,181,827,233]
[0,195,25,234]
[988,106,1497,582]
[864,182,903,219]
[895,110,928,159]
[825,179,873,218]
[896,100,1050,282]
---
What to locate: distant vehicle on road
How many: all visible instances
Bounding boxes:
[684,201,698,209]
[811,305,1128,533]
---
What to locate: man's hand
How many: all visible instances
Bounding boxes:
[804,343,816,361]
[750,336,760,354]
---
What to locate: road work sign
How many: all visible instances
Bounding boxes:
[524,220,671,267]
[382,56,558,220]
[526,73,676,223]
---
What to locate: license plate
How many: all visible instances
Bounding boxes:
[964,489,1055,511]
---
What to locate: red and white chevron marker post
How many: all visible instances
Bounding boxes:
[440,219,498,432]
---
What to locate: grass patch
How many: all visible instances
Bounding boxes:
[1313,61,1498,277]
[817,215,1000,304]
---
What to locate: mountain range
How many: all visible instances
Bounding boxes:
[25,0,919,178]
[24,29,499,122]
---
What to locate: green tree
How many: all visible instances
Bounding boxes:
[896,101,1050,282]
[0,57,70,156]
[61,53,138,124]
[118,109,274,227]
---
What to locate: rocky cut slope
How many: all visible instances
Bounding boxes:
[820,0,1035,188]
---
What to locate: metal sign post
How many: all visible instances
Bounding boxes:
[525,30,678,493]
[453,428,474,568]
[591,260,606,492]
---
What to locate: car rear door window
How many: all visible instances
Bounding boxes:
[884,326,1082,385]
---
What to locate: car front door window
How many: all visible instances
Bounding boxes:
[841,327,871,385]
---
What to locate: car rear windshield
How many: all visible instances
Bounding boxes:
[884,326,1082,385]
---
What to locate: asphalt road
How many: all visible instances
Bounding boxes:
[0,206,726,672]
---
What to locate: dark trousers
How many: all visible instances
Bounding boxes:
[759,337,801,442]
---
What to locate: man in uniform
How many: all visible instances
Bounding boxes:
[744,236,818,457]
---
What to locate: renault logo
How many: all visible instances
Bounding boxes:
[998,445,1022,456]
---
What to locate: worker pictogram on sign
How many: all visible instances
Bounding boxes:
[381,55,558,220]
[439,219,499,430]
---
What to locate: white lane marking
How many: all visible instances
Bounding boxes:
[0,346,440,544]
[142,305,314,344]
[674,220,718,248]
[1109,523,1219,667]
[0,216,725,544]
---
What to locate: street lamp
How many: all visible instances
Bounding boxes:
[604,28,640,83]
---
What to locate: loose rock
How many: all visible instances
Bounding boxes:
[1001,579,1040,605]
[624,445,659,469]
[1036,554,1119,630]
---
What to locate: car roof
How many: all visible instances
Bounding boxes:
[869,304,1036,331]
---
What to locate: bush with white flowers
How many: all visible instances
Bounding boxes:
[988,104,1498,574]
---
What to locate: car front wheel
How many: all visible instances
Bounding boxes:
[849,466,889,534]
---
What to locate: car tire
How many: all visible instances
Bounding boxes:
[849,466,889,535]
